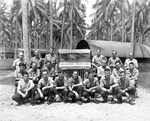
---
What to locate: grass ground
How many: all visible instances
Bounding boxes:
[138,69,150,90]
[0,69,150,121]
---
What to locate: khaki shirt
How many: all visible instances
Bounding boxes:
[13,58,27,70]
[92,55,106,66]
[17,79,34,92]
[28,68,40,79]
[112,67,124,79]
[117,77,135,90]
[124,59,138,68]
[100,75,117,89]
[30,56,42,68]
[38,77,54,89]
[54,76,68,87]
[126,68,139,80]
[97,66,105,77]
[67,76,82,87]
[83,77,99,89]
[14,69,25,80]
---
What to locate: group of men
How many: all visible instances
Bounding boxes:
[12,48,139,106]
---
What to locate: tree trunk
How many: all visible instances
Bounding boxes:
[14,15,18,59]
[70,0,73,49]
[61,0,67,49]
[121,0,125,42]
[110,18,113,41]
[49,0,53,49]
[21,0,30,67]
[131,0,135,56]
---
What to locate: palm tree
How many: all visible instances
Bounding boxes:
[58,0,87,49]
[49,0,53,48]
[21,0,30,65]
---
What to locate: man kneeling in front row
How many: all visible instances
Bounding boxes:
[82,72,101,104]
[67,71,83,105]
[12,71,35,105]
[100,68,118,103]
[54,71,68,102]
[115,71,136,105]
[33,70,55,105]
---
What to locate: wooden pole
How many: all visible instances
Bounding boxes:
[70,0,73,49]
[131,0,136,56]
[21,0,30,67]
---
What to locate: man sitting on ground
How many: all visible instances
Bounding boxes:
[12,71,35,105]
[126,62,139,97]
[97,59,108,81]
[30,50,43,69]
[14,62,26,93]
[54,71,68,102]
[124,52,138,69]
[42,61,55,79]
[112,61,124,79]
[34,70,54,105]
[82,72,100,104]
[67,71,83,105]
[28,62,40,84]
[13,52,27,70]
[100,68,118,103]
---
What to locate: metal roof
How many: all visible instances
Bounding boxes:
[76,40,150,58]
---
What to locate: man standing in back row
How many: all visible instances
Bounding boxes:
[92,49,107,67]
[124,52,138,69]
[13,52,27,70]
[30,50,43,69]
[108,50,123,71]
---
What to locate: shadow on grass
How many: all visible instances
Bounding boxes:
[138,70,150,90]
[0,76,15,86]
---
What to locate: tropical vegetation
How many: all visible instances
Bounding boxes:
[1,0,150,62]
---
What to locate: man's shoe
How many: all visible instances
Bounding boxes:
[102,99,107,103]
[31,102,35,106]
[81,97,88,103]
[47,101,51,105]
[63,98,68,103]
[129,100,135,105]
[135,92,139,98]
[77,101,82,105]
[93,99,100,104]
[111,98,115,104]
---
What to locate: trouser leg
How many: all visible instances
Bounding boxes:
[68,91,76,102]
[76,86,83,100]
[82,91,89,98]
[45,87,54,103]
[63,88,69,100]
[15,81,18,94]
[34,92,44,103]
[90,87,101,98]
[101,90,108,100]
[127,87,136,95]
[12,93,24,104]
[30,86,37,103]
[116,91,123,103]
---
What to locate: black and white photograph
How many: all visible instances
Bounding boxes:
[0,0,150,121]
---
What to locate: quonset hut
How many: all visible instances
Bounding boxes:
[76,40,150,68]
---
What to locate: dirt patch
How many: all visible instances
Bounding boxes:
[0,70,150,121]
